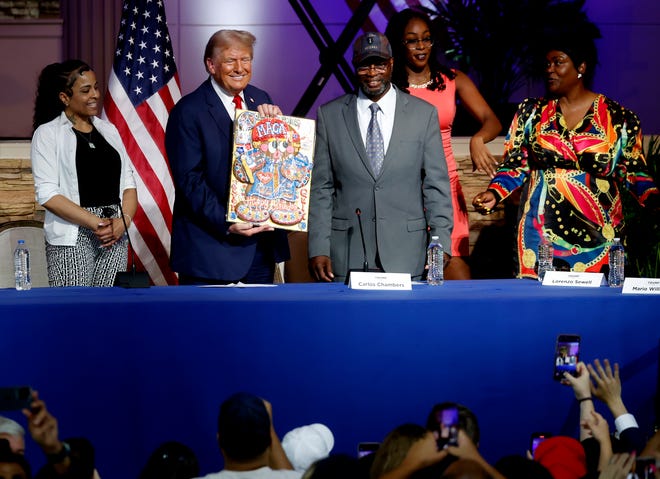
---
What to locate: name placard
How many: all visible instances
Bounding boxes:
[542,271,606,287]
[622,277,660,295]
[348,272,412,291]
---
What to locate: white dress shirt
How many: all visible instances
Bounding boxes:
[210,77,245,120]
[614,412,639,436]
[356,84,397,155]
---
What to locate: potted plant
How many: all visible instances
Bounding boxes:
[426,0,599,133]
[622,136,660,278]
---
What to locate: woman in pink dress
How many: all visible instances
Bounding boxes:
[385,9,502,279]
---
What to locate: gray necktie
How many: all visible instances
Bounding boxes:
[366,103,384,176]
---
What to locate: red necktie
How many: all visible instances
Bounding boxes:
[233,95,243,110]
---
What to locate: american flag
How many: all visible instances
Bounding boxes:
[103,0,180,285]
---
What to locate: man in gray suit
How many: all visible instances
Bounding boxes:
[308,32,453,282]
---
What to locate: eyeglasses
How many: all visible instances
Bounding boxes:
[356,61,390,74]
[403,37,434,49]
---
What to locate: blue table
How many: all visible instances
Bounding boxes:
[0,280,658,478]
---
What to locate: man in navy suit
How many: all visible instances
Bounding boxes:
[165,30,289,284]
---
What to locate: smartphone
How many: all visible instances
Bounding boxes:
[436,406,459,449]
[357,442,380,458]
[530,432,551,456]
[553,334,581,381]
[0,386,33,411]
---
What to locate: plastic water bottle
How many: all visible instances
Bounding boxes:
[14,239,31,291]
[427,235,444,286]
[537,233,554,282]
[608,238,625,288]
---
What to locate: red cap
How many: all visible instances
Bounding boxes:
[534,436,587,479]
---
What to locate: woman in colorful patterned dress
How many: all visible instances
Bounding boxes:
[472,34,659,279]
[385,9,502,280]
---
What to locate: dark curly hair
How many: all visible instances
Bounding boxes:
[138,441,199,479]
[32,59,92,132]
[542,33,599,88]
[537,3,601,89]
[385,8,456,94]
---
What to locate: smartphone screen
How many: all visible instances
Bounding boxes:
[530,432,551,456]
[553,334,580,381]
[357,442,380,458]
[436,406,459,449]
[0,386,32,411]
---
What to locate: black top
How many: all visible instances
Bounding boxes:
[74,126,122,207]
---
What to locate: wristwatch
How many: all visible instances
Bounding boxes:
[46,441,71,464]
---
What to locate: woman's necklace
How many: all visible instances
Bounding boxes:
[409,79,432,89]
[407,68,432,89]
[73,128,95,149]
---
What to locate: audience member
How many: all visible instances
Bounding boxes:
[371,428,505,479]
[493,455,553,479]
[426,403,480,447]
[372,426,445,479]
[0,393,98,479]
[0,417,26,455]
[0,438,31,479]
[193,392,298,479]
[308,32,453,282]
[440,431,505,479]
[138,441,199,479]
[31,59,137,287]
[582,409,614,474]
[472,24,659,278]
[562,362,611,474]
[165,30,289,285]
[563,359,644,476]
[22,392,97,479]
[370,424,428,479]
[33,438,96,479]
[640,428,660,459]
[596,453,635,479]
[416,402,482,478]
[587,359,645,453]
[281,424,334,472]
[385,8,502,279]
[532,436,587,479]
[301,454,363,479]
[358,453,377,479]
[441,459,493,479]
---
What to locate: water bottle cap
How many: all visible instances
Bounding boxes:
[431,235,439,240]
[613,237,620,241]
[17,239,25,245]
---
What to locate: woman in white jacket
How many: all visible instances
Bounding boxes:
[31,60,137,286]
